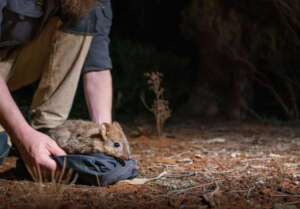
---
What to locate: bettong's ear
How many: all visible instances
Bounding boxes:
[112,121,122,130]
[100,123,109,140]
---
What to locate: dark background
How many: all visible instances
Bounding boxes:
[14,0,300,124]
[109,0,300,123]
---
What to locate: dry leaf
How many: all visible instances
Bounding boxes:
[118,171,167,185]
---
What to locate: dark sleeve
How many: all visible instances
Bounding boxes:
[83,0,113,72]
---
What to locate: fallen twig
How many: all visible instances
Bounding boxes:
[195,164,249,175]
[247,185,256,199]
[166,151,191,159]
[209,182,220,198]
[168,180,224,195]
[285,201,300,205]
[241,157,273,163]
[165,171,196,179]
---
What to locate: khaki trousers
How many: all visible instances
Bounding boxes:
[0,17,92,132]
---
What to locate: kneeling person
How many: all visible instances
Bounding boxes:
[0,0,113,174]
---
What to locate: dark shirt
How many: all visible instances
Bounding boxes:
[0,0,112,71]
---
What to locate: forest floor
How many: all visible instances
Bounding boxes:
[0,120,300,209]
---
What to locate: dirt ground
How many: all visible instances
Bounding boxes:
[0,121,300,209]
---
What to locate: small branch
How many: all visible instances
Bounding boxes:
[168,181,222,195]
[167,151,192,159]
[287,82,299,118]
[254,75,291,117]
[209,182,220,198]
[140,91,153,113]
[285,201,300,205]
[247,185,256,199]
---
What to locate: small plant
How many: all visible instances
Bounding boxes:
[141,72,172,137]
[16,159,74,209]
[25,158,73,184]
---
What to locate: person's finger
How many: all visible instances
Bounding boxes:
[38,155,57,172]
[48,141,66,156]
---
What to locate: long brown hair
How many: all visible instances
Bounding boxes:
[60,0,97,18]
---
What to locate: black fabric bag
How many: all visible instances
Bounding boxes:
[16,153,138,186]
[54,153,138,186]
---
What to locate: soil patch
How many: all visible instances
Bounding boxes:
[0,122,300,209]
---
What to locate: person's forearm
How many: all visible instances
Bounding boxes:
[0,76,33,142]
[83,70,113,124]
[0,76,66,172]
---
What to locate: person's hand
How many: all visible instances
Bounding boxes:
[15,128,66,177]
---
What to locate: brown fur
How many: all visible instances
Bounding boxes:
[47,120,132,160]
[60,0,97,18]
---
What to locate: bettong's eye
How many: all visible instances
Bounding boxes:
[114,142,120,148]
